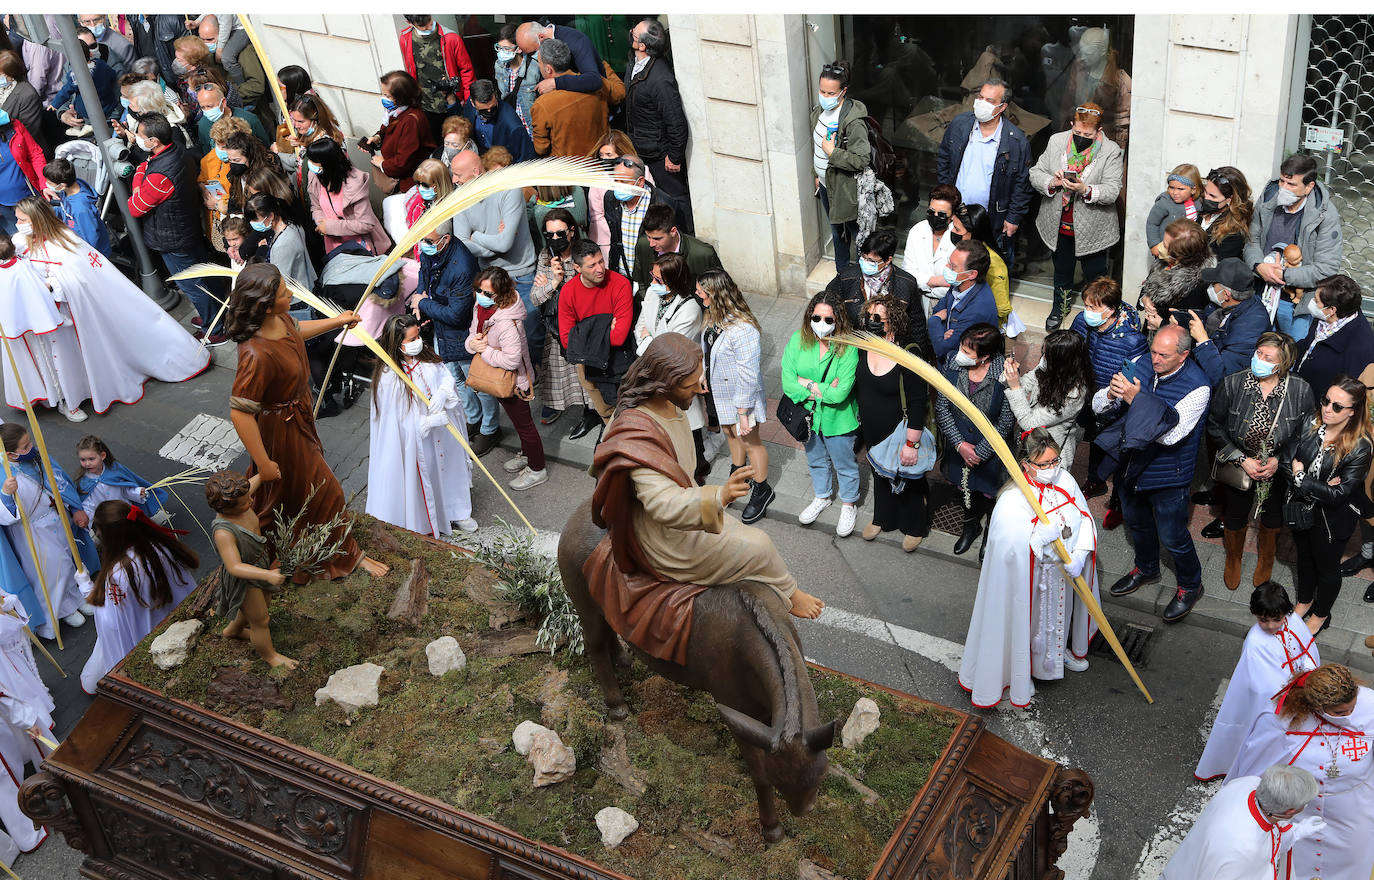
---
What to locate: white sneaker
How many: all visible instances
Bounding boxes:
[798,496,832,525]
[502,455,529,474]
[64,407,88,422]
[454,517,479,533]
[509,467,548,491]
[836,503,857,537]
[34,622,55,640]
[62,611,86,627]
[1064,655,1089,673]
[80,602,97,615]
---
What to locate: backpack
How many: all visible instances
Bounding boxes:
[861,117,898,187]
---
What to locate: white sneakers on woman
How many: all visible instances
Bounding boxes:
[836,503,857,537]
[510,467,548,491]
[503,455,528,474]
[799,496,832,524]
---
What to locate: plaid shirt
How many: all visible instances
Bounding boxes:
[620,194,652,277]
[504,64,532,135]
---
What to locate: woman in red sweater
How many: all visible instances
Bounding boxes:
[359,71,435,195]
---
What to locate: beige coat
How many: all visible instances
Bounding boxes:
[1028,130,1124,257]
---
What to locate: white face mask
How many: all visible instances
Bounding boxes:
[1034,465,1060,483]
[954,350,977,368]
[135,135,150,152]
[1276,187,1301,208]
[809,315,834,338]
[401,339,423,356]
[1308,298,1329,321]
[972,98,1000,124]
[1208,284,1226,306]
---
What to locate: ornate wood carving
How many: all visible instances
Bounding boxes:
[95,800,273,880]
[1041,767,1095,880]
[18,771,91,855]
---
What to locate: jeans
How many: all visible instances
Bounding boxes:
[159,246,218,331]
[1052,232,1110,295]
[514,271,544,374]
[817,184,858,273]
[0,204,15,237]
[447,360,499,435]
[1120,483,1202,588]
[803,430,861,504]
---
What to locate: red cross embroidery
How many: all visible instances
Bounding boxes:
[88,251,102,269]
[1341,739,1369,761]
[108,584,125,606]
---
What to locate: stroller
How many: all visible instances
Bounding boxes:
[307,241,403,418]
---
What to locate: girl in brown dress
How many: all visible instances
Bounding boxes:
[225,262,388,580]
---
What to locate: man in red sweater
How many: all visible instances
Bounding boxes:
[559,239,633,439]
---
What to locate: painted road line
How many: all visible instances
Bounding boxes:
[158,413,245,470]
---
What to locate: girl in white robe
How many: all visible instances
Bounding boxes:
[80,499,200,694]
[14,197,210,414]
[959,427,1098,708]
[366,315,475,540]
[0,592,55,853]
[0,236,89,421]
[1228,664,1374,880]
[1195,583,1319,781]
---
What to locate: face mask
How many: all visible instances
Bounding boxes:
[249,219,270,233]
[0,109,9,126]
[87,62,96,72]
[948,231,964,244]
[972,98,1000,124]
[497,48,518,64]
[926,209,950,231]
[1072,133,1095,152]
[648,282,668,298]
[135,135,150,152]
[214,147,229,162]
[172,59,191,77]
[16,447,38,463]
[862,316,885,335]
[413,26,433,37]
[475,293,496,308]
[858,258,881,276]
[381,97,397,112]
[942,265,966,287]
[476,106,498,123]
[954,350,978,368]
[1198,197,1222,214]
[204,41,218,52]
[613,188,636,203]
[202,105,224,122]
[441,146,459,164]
[0,77,9,88]
[15,221,31,236]
[418,185,436,202]
[810,315,834,337]
[227,161,247,177]
[401,339,424,356]
[544,231,569,251]
[299,124,316,137]
[120,96,132,109]
[1276,187,1300,208]
[91,24,107,39]
[1208,284,1226,306]
[307,161,323,175]
[1308,298,1329,320]
[418,240,439,256]
[1251,353,1277,379]
[1034,465,1061,483]
[818,92,840,111]
[1082,308,1107,328]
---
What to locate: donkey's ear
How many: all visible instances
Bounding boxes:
[804,720,839,752]
[716,703,780,751]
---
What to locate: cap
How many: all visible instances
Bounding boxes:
[1200,257,1257,293]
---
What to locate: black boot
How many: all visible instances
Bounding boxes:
[568,408,603,440]
[1341,551,1374,577]
[741,481,775,524]
[1200,517,1224,540]
[316,394,342,419]
[1162,584,1204,623]
[953,516,983,555]
[1045,287,1070,331]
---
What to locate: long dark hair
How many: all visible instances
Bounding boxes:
[800,289,852,353]
[305,136,350,194]
[542,206,579,259]
[90,500,199,609]
[1034,330,1093,414]
[653,252,694,301]
[371,314,441,410]
[957,203,998,250]
[225,261,284,342]
[277,65,313,105]
[614,332,703,416]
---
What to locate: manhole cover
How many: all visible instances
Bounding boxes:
[1089,623,1160,668]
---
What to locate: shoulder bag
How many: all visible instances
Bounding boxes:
[867,346,936,482]
[466,317,534,401]
[777,350,834,443]
[1211,378,1287,492]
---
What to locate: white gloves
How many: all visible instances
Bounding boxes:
[1290,816,1326,841]
[1063,549,1091,579]
[420,412,449,436]
[1032,521,1062,559]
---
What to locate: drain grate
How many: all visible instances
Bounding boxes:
[931,499,966,536]
[1089,623,1160,668]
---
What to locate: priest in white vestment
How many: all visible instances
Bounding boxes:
[959,427,1098,708]
[1163,764,1320,880]
[1229,664,1374,880]
[1196,583,1320,781]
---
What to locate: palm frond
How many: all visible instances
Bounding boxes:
[364,155,647,295]
[167,263,241,284]
[238,17,290,122]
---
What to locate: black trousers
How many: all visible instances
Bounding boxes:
[873,475,930,537]
[646,155,694,235]
[1219,480,1286,531]
[1292,522,1351,618]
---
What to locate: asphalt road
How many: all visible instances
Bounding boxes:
[20,362,1241,880]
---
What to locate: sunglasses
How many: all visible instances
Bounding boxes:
[821,63,847,77]
[810,315,835,325]
[1074,106,1103,116]
[1321,397,1354,412]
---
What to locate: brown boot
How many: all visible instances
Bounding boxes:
[1223,528,1245,591]
[1254,526,1280,586]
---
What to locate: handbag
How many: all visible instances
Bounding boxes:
[465,318,534,401]
[776,352,834,443]
[1211,378,1287,493]
[1284,425,1324,531]
[866,345,936,482]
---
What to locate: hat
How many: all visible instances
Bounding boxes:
[1200,257,1256,295]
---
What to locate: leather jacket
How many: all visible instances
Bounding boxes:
[1284,423,1373,540]
[1206,372,1315,464]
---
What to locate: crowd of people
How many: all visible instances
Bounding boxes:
[0,15,1370,878]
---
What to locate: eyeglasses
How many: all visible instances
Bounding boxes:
[1074,106,1103,116]
[1321,397,1354,412]
[78,17,104,26]
[1031,455,1062,468]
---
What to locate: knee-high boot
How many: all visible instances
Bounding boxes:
[1223,528,1246,591]
[1254,526,1280,586]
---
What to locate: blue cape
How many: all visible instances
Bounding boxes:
[78,461,168,517]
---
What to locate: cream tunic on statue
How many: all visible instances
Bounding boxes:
[629,407,796,602]
[1161,775,1297,880]
[1195,613,1320,781]
[24,237,210,413]
[958,470,1098,708]
[0,469,84,635]
[0,593,55,853]
[365,361,472,539]
[1228,686,1374,880]
[0,254,88,413]
[80,547,198,694]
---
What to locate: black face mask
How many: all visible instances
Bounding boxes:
[1198,197,1222,215]
[227,161,247,178]
[1072,133,1095,153]
[544,231,569,251]
[862,316,885,335]
[926,209,950,231]
[476,106,498,123]
[949,231,964,244]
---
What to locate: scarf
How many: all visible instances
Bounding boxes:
[1062,132,1100,208]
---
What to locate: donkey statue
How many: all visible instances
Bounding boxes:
[558,499,839,843]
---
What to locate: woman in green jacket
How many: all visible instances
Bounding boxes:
[782,290,861,537]
[810,60,870,273]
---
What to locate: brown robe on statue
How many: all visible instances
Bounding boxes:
[229,319,361,579]
[586,407,796,665]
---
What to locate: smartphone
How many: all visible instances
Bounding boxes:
[1062,170,1080,183]
[1168,308,1193,325]
[1120,358,1136,383]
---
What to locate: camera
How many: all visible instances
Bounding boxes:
[436,76,465,95]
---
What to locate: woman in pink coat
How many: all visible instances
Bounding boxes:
[466,267,547,491]
[306,137,391,255]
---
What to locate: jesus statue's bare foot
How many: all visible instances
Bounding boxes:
[265,653,298,671]
[360,555,390,577]
[789,589,825,620]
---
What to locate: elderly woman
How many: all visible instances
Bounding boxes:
[1294,275,1374,403]
[1206,332,1315,591]
[1029,102,1124,331]
[358,70,434,194]
[936,322,1014,559]
[197,115,252,252]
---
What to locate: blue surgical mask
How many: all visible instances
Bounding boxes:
[1082,308,1106,328]
[497,48,517,64]
[249,219,270,233]
[0,77,9,88]
[418,185,436,202]
[648,282,668,298]
[413,26,433,37]
[307,161,323,175]
[202,105,224,123]
[381,97,397,112]
[859,258,880,276]
[0,109,10,127]
[91,24,106,39]
[215,146,229,162]
[613,188,636,203]
[818,92,841,111]
[1251,354,1277,378]
[418,241,438,256]
[475,293,496,308]
[942,265,964,286]
[120,96,131,109]
[300,124,315,137]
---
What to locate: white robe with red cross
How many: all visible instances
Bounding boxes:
[958,470,1098,708]
[1162,775,1297,880]
[1196,613,1320,781]
[1228,686,1374,880]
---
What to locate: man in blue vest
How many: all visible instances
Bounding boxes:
[1094,324,1212,622]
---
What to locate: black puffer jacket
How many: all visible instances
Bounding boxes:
[625,57,688,165]
[1284,423,1373,540]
